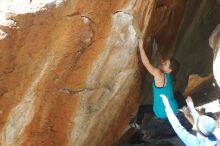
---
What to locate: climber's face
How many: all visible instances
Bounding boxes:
[161,59,172,73]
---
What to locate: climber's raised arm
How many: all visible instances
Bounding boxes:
[186,96,200,122]
[138,39,162,77]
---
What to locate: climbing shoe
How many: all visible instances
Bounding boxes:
[129,121,141,130]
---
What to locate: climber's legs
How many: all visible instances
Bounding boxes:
[142,111,192,139]
[136,104,154,125]
[129,104,154,130]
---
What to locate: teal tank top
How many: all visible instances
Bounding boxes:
[152,73,178,119]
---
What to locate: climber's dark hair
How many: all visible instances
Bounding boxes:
[169,58,180,81]
[205,112,218,120]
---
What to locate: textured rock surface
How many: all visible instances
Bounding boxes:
[184,74,212,95]
[0,0,186,146]
[174,0,220,93]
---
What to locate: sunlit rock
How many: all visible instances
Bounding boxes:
[0,0,63,26]
[0,29,7,40]
[0,0,186,145]
[210,24,220,87]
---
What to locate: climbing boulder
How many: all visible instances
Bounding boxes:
[0,0,186,145]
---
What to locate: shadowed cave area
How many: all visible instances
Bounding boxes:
[0,0,220,146]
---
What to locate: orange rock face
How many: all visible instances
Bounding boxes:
[0,0,186,146]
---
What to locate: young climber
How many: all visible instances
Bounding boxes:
[160,94,217,146]
[130,38,180,129]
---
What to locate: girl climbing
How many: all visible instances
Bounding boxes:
[130,38,191,139]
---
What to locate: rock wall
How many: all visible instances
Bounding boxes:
[0,0,186,146]
[174,0,220,93]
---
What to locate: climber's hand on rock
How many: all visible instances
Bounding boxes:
[160,94,169,107]
[186,96,194,109]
